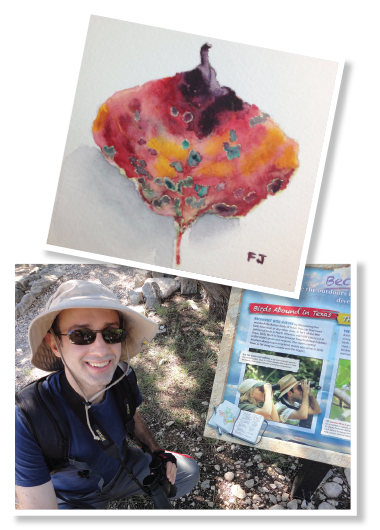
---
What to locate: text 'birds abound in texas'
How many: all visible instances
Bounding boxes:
[93,44,299,264]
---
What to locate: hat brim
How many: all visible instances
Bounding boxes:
[29,300,158,372]
[238,380,266,394]
[278,380,300,398]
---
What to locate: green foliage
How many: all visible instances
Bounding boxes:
[330,360,351,422]
[245,349,323,387]
[335,359,350,388]
[330,403,344,420]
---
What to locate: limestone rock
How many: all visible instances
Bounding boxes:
[145,295,160,310]
[27,273,41,283]
[323,469,334,482]
[15,280,27,292]
[332,477,343,484]
[15,293,36,318]
[200,480,210,490]
[181,277,198,295]
[216,446,225,452]
[142,279,161,309]
[282,493,289,502]
[269,505,285,510]
[41,270,64,281]
[150,277,180,298]
[344,468,351,486]
[128,289,143,305]
[165,421,175,427]
[322,482,342,498]
[269,494,277,504]
[214,465,220,471]
[224,472,234,482]
[231,485,246,499]
[152,271,165,278]
[15,288,24,304]
[141,279,161,298]
[287,499,298,510]
[30,278,55,296]
[318,501,336,510]
[134,269,152,288]
[245,479,255,489]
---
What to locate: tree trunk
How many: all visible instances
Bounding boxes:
[198,281,232,322]
[333,387,351,406]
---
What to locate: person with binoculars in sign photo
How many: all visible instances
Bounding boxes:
[237,379,279,422]
[275,374,322,428]
[15,280,199,509]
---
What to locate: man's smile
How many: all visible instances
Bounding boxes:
[85,360,112,372]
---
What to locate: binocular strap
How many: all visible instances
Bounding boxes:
[60,372,150,497]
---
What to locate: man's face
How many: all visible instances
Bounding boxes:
[52,308,122,395]
[290,382,303,401]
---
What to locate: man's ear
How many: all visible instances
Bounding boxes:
[44,332,61,359]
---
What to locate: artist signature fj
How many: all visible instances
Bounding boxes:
[247,252,266,264]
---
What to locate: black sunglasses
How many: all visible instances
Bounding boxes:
[59,328,127,345]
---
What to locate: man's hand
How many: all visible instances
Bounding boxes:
[301,379,310,398]
[166,462,177,485]
[153,450,177,485]
[133,412,178,485]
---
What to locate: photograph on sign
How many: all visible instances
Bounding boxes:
[205,265,351,465]
[46,15,342,296]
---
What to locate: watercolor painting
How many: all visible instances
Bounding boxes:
[93,44,299,265]
[47,16,342,296]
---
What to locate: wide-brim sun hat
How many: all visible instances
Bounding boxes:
[28,279,158,372]
[237,378,265,395]
[277,374,301,398]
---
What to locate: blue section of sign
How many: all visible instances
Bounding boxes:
[223,267,351,453]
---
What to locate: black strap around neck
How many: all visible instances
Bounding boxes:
[59,370,122,458]
[280,396,300,411]
[59,370,149,495]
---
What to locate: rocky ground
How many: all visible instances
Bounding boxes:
[15,264,351,510]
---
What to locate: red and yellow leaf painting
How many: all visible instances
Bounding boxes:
[93,44,299,264]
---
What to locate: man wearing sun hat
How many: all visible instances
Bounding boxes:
[275,374,321,427]
[15,280,199,509]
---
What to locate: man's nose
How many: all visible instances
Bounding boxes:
[91,331,111,349]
